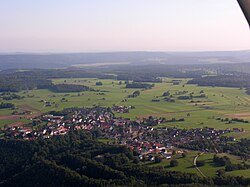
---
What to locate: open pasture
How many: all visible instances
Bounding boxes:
[0,77,250,139]
[149,151,250,178]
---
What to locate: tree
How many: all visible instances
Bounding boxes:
[196,160,205,167]
[217,169,226,177]
[155,156,162,163]
[170,159,178,167]
[128,91,141,98]
[163,91,170,97]
[0,102,15,109]
[133,157,140,164]
[182,152,187,158]
[96,82,103,86]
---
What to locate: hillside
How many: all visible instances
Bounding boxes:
[0,51,250,70]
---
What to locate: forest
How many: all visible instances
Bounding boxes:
[0,130,249,187]
[126,83,154,89]
[3,61,250,91]
[0,71,95,93]
[188,75,250,89]
[49,84,93,93]
[0,64,210,93]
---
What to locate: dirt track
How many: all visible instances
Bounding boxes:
[19,104,41,112]
[0,113,42,120]
[8,122,26,127]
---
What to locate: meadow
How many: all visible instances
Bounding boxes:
[1,77,249,138]
[149,151,250,178]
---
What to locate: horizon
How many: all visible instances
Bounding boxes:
[0,49,250,55]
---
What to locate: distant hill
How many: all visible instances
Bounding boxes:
[0,51,249,70]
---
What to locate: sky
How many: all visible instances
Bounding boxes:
[0,0,249,52]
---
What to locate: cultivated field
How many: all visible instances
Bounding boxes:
[1,78,250,138]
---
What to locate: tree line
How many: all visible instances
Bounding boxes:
[181,138,250,160]
[188,75,250,89]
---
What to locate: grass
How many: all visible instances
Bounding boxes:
[197,153,250,178]
[148,151,250,178]
[0,78,250,138]
[97,138,115,144]
[148,151,201,176]
[227,169,250,178]
[0,119,31,128]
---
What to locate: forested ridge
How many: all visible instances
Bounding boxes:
[0,71,94,93]
[0,65,208,93]
[188,75,250,88]
[3,63,250,92]
[0,130,249,187]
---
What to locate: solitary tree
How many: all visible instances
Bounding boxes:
[170,159,178,167]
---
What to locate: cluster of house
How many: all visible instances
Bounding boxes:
[0,107,237,160]
[3,126,33,140]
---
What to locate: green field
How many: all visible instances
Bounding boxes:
[148,151,201,176]
[148,151,250,178]
[1,77,250,138]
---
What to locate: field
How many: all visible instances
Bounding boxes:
[1,78,250,138]
[148,151,250,178]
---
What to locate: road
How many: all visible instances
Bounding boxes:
[193,152,207,178]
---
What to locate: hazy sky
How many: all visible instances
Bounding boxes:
[0,0,249,52]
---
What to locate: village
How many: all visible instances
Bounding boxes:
[0,106,242,162]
